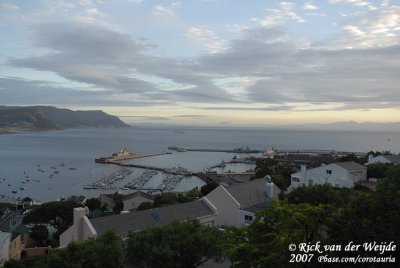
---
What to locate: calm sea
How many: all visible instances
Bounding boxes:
[0,127,398,201]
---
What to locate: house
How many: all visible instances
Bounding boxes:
[60,199,217,247]
[289,161,367,190]
[367,155,400,165]
[100,191,154,211]
[203,177,280,227]
[9,224,32,261]
[0,231,11,266]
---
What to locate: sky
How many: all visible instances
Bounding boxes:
[0,0,399,127]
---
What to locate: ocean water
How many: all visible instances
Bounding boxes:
[0,127,398,201]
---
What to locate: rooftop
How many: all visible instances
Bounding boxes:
[382,155,400,164]
[335,161,367,171]
[226,178,280,212]
[90,199,215,237]
[102,191,154,201]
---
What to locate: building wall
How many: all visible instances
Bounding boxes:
[123,196,153,211]
[0,233,10,266]
[9,235,23,260]
[238,210,255,227]
[348,169,367,183]
[196,214,218,227]
[204,186,240,227]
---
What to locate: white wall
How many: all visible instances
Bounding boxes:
[204,186,240,227]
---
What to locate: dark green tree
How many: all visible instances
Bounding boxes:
[112,192,124,214]
[224,201,333,267]
[35,230,124,268]
[284,184,351,207]
[367,163,394,179]
[200,182,219,196]
[126,220,223,268]
[85,197,101,211]
[29,224,49,247]
[22,200,80,236]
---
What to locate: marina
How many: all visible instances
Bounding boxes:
[83,168,133,190]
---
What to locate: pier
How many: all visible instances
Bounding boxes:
[168,146,262,154]
[95,149,171,163]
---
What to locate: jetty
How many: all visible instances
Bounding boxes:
[168,146,261,154]
[95,149,171,163]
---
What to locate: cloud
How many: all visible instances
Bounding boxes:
[153,2,180,18]
[256,2,305,26]
[329,0,370,7]
[0,2,19,10]
[186,27,227,53]
[324,6,400,49]
[303,2,318,10]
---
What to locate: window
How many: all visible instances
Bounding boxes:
[308,180,313,186]
[244,215,253,224]
[292,177,299,182]
[326,170,332,174]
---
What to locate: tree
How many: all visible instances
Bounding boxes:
[200,182,219,196]
[22,200,80,236]
[85,197,101,211]
[367,163,394,179]
[126,220,223,268]
[328,166,400,259]
[252,158,295,190]
[223,201,333,267]
[284,184,351,207]
[36,230,124,268]
[29,225,49,247]
[112,192,124,214]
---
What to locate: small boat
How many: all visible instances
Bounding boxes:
[60,163,65,166]
[19,187,26,190]
[11,190,17,194]
[69,167,77,170]
[53,171,59,174]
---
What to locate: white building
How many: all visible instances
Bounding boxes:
[0,231,11,266]
[204,177,280,227]
[289,161,367,190]
[367,155,400,165]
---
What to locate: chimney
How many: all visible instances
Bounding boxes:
[73,207,86,226]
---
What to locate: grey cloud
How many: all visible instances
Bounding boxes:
[198,105,296,111]
[5,21,400,111]
[9,22,235,104]
[0,77,167,107]
[119,116,170,121]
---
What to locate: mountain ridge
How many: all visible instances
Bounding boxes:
[0,106,129,133]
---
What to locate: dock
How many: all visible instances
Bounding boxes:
[95,149,171,163]
[168,146,262,154]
